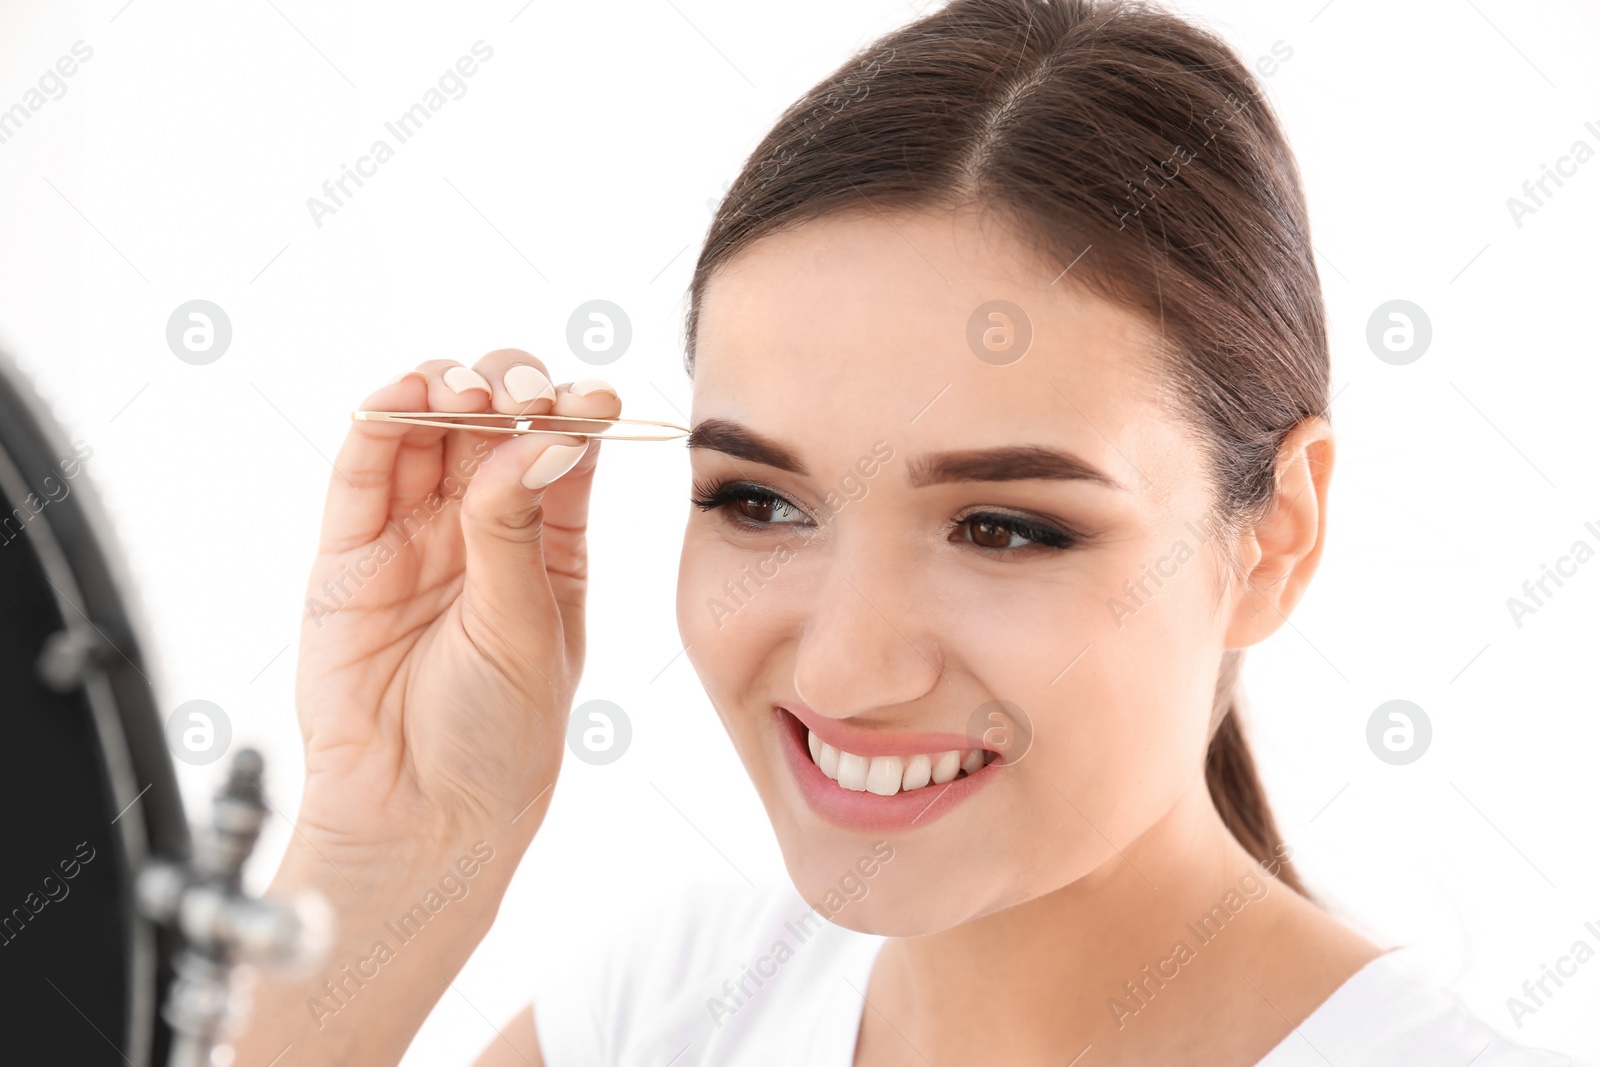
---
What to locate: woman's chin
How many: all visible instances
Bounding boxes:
[778,847,985,937]
[798,884,943,937]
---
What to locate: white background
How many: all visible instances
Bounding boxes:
[1,0,1596,1062]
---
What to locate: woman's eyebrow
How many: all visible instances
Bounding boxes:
[687,417,809,474]
[688,417,1122,490]
[905,445,1123,490]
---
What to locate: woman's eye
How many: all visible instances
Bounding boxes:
[692,480,1077,553]
[956,513,1077,552]
[691,483,809,527]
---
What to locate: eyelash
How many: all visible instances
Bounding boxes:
[689,478,1082,553]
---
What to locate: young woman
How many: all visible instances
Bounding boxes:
[232,1,1581,1063]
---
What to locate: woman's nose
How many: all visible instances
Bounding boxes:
[790,555,945,720]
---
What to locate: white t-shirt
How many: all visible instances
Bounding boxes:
[532,878,1583,1066]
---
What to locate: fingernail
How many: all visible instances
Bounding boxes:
[569,378,618,398]
[504,364,557,404]
[386,370,425,386]
[444,366,492,395]
[521,440,588,490]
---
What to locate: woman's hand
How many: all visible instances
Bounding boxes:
[291,350,619,859]
[230,351,609,1066]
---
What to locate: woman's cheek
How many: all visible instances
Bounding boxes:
[677,538,734,709]
[677,534,807,724]
[675,541,714,649]
[1026,572,1210,839]
[679,532,748,645]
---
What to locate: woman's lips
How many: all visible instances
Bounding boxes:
[774,705,1000,832]
[782,700,984,757]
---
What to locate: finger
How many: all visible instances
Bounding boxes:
[319,372,439,555]
[534,377,622,536]
[471,348,559,416]
[413,358,498,496]
[456,429,593,670]
[528,378,625,666]
[557,377,623,418]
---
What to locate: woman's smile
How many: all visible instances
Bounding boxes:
[775,705,1002,832]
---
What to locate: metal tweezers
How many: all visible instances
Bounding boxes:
[350,410,690,441]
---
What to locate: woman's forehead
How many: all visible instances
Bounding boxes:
[695,208,1164,382]
[689,210,1178,486]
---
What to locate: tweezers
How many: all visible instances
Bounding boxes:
[350,410,690,441]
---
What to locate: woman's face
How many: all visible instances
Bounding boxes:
[676,205,1242,935]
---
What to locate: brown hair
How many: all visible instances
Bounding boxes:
[683,0,1323,895]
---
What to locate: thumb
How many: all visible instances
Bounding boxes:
[457,432,592,667]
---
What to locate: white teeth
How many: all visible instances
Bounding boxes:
[902,753,932,791]
[930,750,962,784]
[836,751,870,791]
[819,741,839,779]
[865,755,905,796]
[805,728,985,796]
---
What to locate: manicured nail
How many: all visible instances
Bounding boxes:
[569,378,617,398]
[522,441,587,490]
[504,364,557,404]
[443,366,492,395]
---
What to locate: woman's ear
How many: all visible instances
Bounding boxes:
[1223,416,1336,649]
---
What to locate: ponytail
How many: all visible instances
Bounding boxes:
[1204,649,1308,897]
